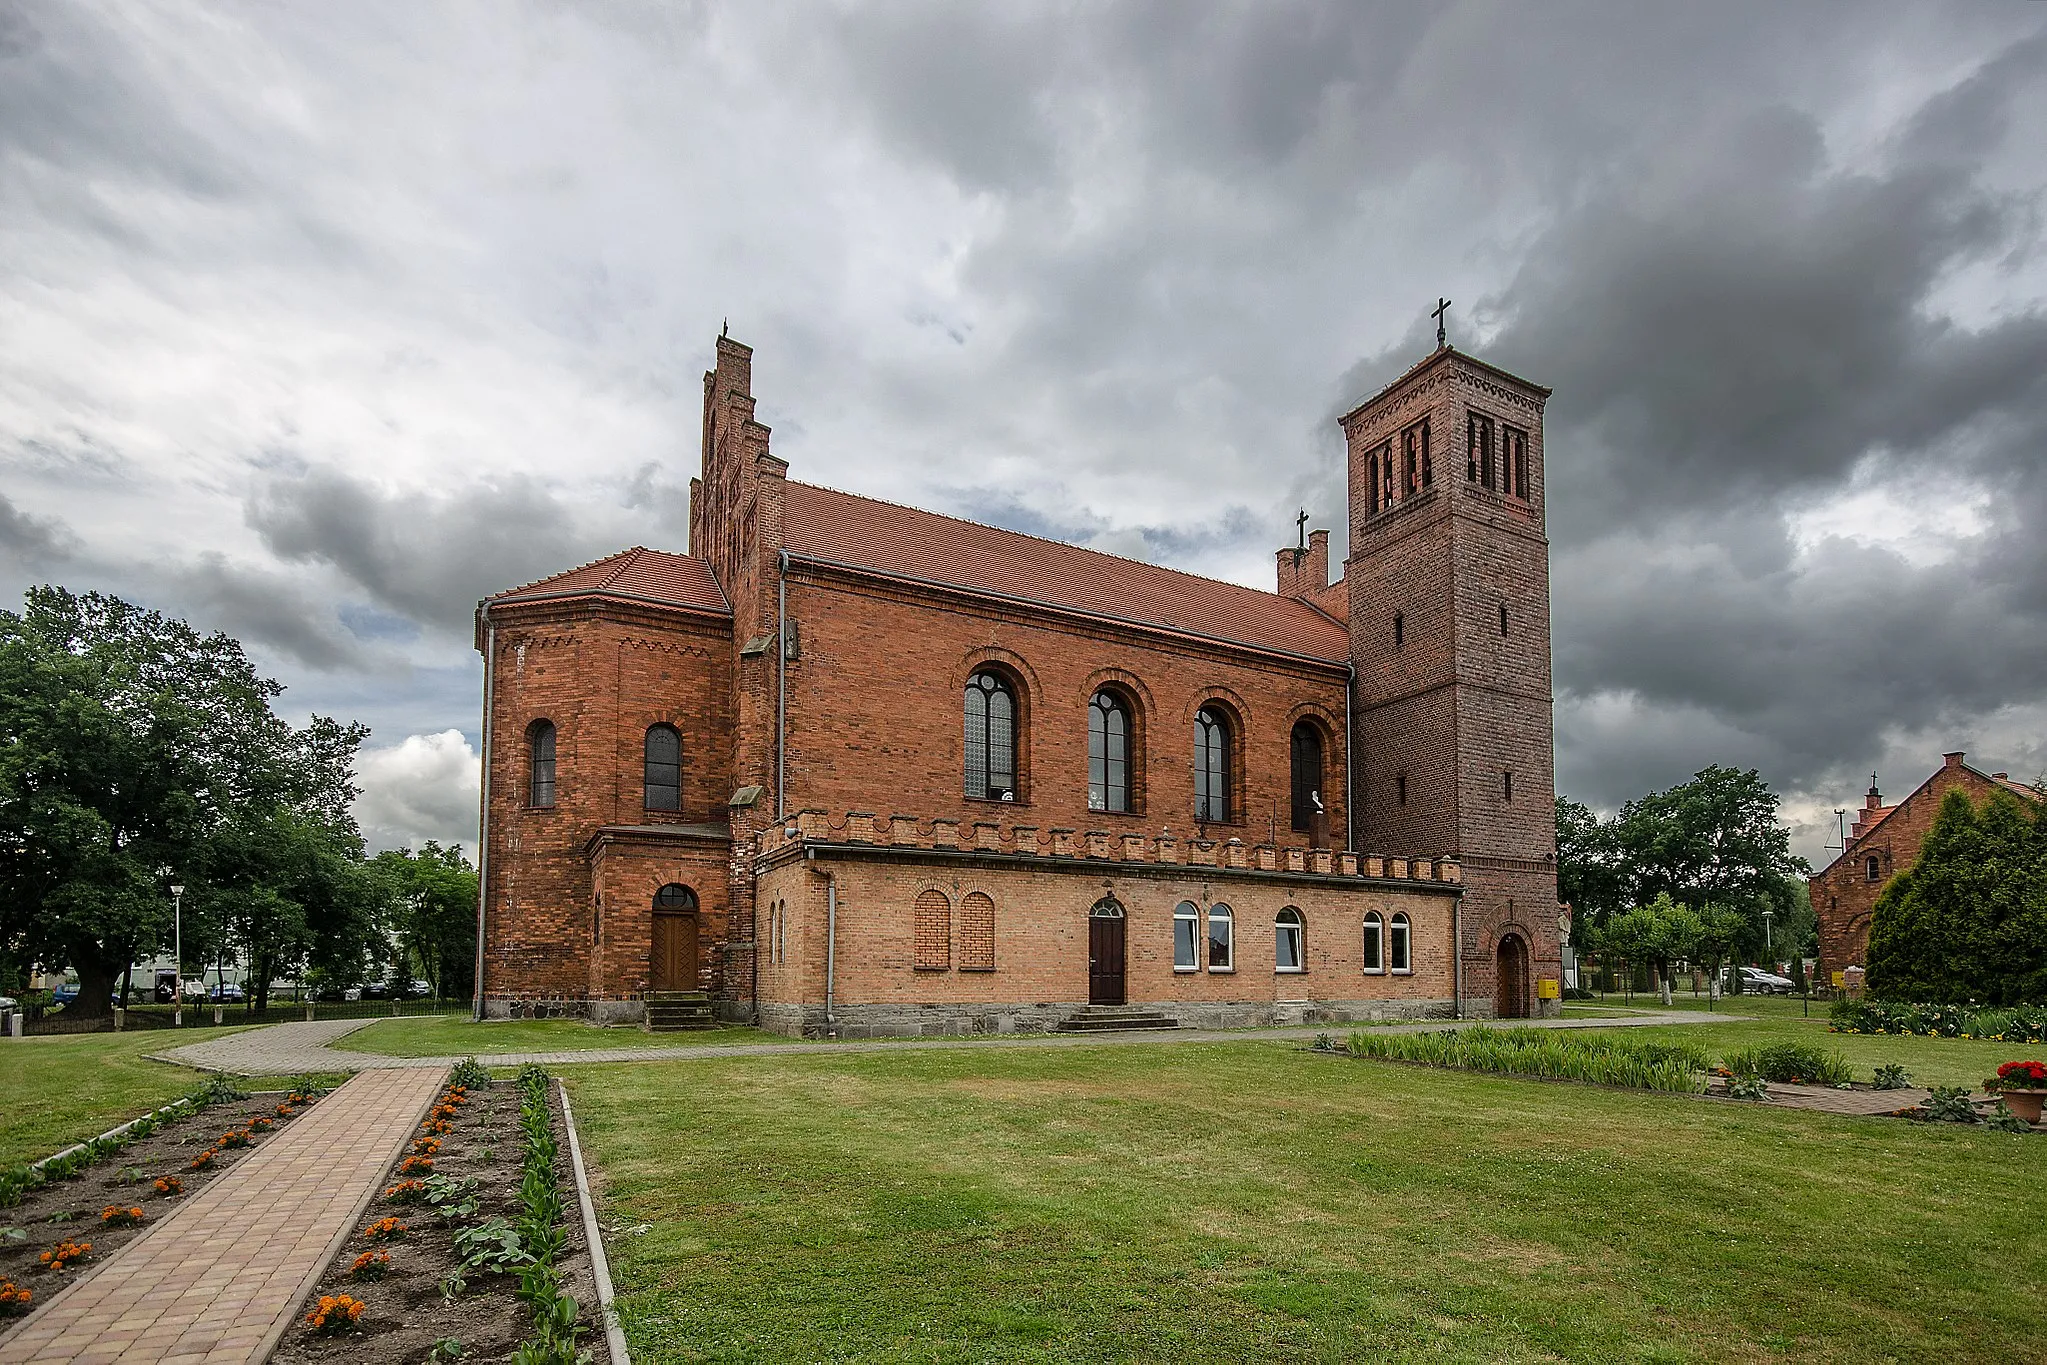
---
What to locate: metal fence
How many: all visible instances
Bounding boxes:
[12,998,465,1036]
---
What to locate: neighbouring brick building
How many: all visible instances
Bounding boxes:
[1810,751,2040,978]
[474,332,1565,1034]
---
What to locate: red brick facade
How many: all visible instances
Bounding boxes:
[1809,751,2040,977]
[475,334,1564,1031]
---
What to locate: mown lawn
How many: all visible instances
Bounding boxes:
[1576,1013,2027,1091]
[0,1027,242,1166]
[343,1016,794,1057]
[569,1039,2046,1364]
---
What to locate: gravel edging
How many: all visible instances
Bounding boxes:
[559,1079,631,1365]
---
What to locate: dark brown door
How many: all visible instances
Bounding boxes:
[651,913,699,991]
[1496,935,1530,1019]
[1088,910,1126,1005]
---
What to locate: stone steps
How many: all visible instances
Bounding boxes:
[644,991,716,1032]
[1055,1006,1179,1033]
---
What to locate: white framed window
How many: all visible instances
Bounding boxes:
[1389,912,1412,973]
[1207,902,1234,972]
[1275,907,1304,973]
[1362,912,1384,974]
[1173,901,1200,972]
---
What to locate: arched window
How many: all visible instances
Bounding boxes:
[964,671,1017,801]
[914,888,951,970]
[1195,706,1231,824]
[1173,901,1200,972]
[1088,691,1131,813]
[1389,912,1412,973]
[644,724,682,811]
[1290,721,1325,833]
[1207,902,1234,971]
[1393,612,1405,648]
[654,884,697,911]
[959,892,996,971]
[1362,912,1384,973]
[1276,908,1304,973]
[527,720,556,808]
[1865,855,1881,882]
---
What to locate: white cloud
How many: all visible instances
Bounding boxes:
[351,729,480,858]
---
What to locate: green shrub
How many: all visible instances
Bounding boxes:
[1872,1063,1911,1091]
[1829,999,2047,1043]
[1722,1043,1851,1087]
[1345,1026,1708,1093]
[1920,1086,1979,1124]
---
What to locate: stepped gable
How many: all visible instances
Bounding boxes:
[487,545,730,616]
[783,482,1349,663]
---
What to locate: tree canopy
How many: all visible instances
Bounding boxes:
[1866,788,2047,1005]
[0,586,419,1014]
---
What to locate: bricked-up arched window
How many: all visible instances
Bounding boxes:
[1389,913,1412,973]
[527,720,557,808]
[1504,425,1529,499]
[1173,901,1200,971]
[1467,411,1494,488]
[964,671,1017,801]
[1362,912,1384,973]
[644,724,682,811]
[913,888,951,970]
[1290,721,1325,832]
[959,892,996,970]
[1089,691,1131,813]
[1194,706,1231,824]
[1275,907,1305,973]
[1207,902,1234,971]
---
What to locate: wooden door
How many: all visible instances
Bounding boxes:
[651,913,699,991]
[1088,910,1126,1005]
[1496,935,1529,1019]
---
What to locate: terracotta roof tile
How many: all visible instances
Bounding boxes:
[784,482,1348,663]
[489,546,730,615]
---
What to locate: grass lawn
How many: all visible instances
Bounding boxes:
[1575,1013,2028,1091]
[0,1027,243,1167]
[570,1038,2045,1364]
[342,1016,796,1057]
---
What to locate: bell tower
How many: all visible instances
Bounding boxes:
[1340,335,1561,1017]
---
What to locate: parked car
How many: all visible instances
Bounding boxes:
[1735,966,1796,995]
[208,982,245,1002]
[52,984,78,1005]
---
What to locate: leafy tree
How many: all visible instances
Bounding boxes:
[1602,894,1704,1006]
[371,842,478,1001]
[0,587,368,1016]
[1867,788,2047,1004]
[1556,796,1625,930]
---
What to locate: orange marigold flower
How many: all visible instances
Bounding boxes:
[0,1279,31,1315]
[408,1136,440,1156]
[188,1149,217,1171]
[99,1206,145,1228]
[348,1251,390,1280]
[39,1240,91,1270]
[360,1216,408,1242]
[396,1155,433,1176]
[305,1293,367,1332]
[154,1176,183,1196]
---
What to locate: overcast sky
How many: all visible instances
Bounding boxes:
[4,2,2044,864]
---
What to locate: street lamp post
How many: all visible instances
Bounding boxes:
[170,882,185,1028]
[1762,909,1774,970]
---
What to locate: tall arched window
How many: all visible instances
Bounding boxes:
[1173,901,1200,972]
[1289,721,1324,833]
[1389,912,1412,973]
[644,724,682,811]
[1275,908,1305,973]
[527,720,556,808]
[964,671,1017,801]
[1207,902,1234,971]
[914,889,951,971]
[1089,691,1131,813]
[1362,912,1384,974]
[1195,706,1231,824]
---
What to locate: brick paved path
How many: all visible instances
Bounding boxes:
[0,1067,447,1365]
[1709,1081,1931,1116]
[153,1010,1742,1075]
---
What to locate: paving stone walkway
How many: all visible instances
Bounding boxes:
[152,1009,1743,1075]
[0,1067,447,1365]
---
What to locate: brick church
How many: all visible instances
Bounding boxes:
[473,331,1564,1034]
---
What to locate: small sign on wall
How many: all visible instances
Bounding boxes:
[1536,977,1560,1000]
[1831,971,1847,988]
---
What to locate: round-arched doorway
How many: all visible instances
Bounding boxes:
[651,884,700,992]
[1495,933,1531,1019]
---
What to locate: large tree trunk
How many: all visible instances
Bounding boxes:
[1656,964,1674,1007]
[69,952,120,1020]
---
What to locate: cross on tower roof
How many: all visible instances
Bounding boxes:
[1432,297,1452,349]
[1296,508,1310,549]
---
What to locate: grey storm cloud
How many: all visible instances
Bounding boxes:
[2,0,2044,855]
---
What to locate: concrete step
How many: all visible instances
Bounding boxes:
[1055,1011,1179,1032]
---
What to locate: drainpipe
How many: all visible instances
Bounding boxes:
[1452,897,1464,1020]
[777,550,789,820]
[824,867,838,1037]
[473,609,495,1022]
[1344,661,1356,852]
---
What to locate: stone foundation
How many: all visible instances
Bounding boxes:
[755,995,1469,1040]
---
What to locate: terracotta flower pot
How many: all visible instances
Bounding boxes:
[1997,1088,2045,1125]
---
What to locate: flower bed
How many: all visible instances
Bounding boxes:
[1344,1026,1710,1093]
[0,1077,329,1344]
[271,1061,609,1365]
[1830,999,2047,1043]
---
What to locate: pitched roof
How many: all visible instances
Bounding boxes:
[782,482,1349,663]
[488,546,730,616]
